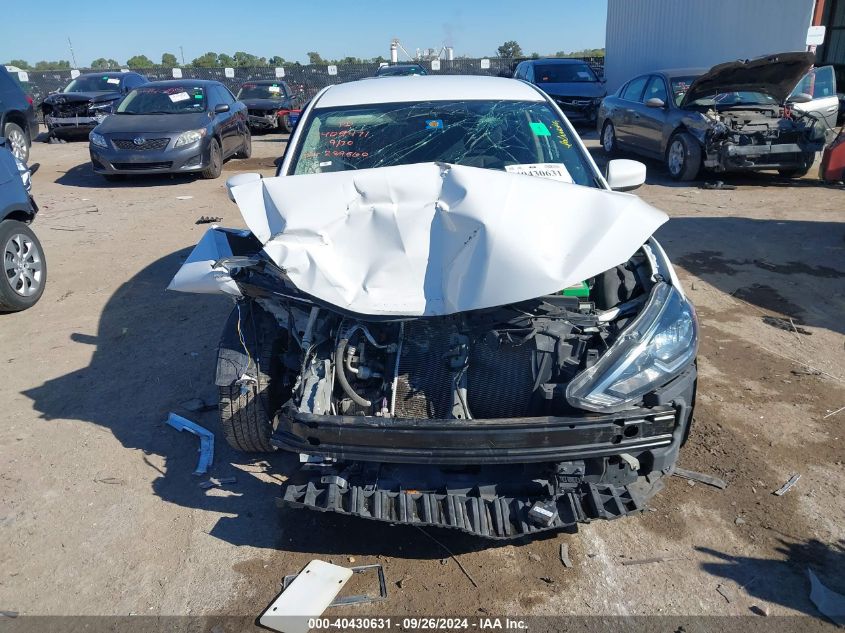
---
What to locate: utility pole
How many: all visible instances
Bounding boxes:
[179,46,185,65]
[67,36,78,68]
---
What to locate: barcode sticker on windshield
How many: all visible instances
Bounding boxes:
[107,78,120,84]
[169,92,190,103]
[506,163,573,183]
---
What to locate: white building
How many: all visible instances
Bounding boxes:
[603,0,823,91]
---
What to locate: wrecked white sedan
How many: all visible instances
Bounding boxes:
[169,76,698,538]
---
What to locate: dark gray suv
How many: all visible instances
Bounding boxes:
[0,67,40,162]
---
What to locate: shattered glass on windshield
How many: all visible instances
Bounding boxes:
[290,100,595,186]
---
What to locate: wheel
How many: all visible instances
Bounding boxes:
[278,114,292,134]
[601,121,617,154]
[4,122,29,162]
[201,139,223,179]
[778,153,814,178]
[236,131,252,159]
[218,305,286,453]
[666,132,702,181]
[0,220,46,312]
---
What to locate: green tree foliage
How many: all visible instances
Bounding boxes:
[34,60,71,70]
[496,40,523,58]
[554,48,605,58]
[161,52,178,66]
[7,59,31,69]
[126,55,154,68]
[268,56,286,66]
[307,51,325,65]
[190,51,220,67]
[233,51,267,66]
[91,57,121,69]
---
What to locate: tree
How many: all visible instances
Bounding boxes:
[496,40,523,59]
[217,53,235,67]
[161,52,178,67]
[232,51,266,67]
[191,51,219,67]
[7,59,31,70]
[34,60,71,70]
[125,55,154,69]
[307,51,325,65]
[268,56,286,66]
[91,57,121,69]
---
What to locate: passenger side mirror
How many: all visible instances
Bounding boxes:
[646,97,666,108]
[214,103,230,114]
[787,92,813,104]
[606,159,647,191]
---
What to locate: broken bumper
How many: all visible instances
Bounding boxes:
[248,114,279,129]
[706,140,822,171]
[46,115,106,133]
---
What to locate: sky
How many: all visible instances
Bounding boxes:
[1,0,607,66]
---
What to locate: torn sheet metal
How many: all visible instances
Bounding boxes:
[167,227,244,296]
[228,162,668,316]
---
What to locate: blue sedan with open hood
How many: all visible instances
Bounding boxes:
[88,79,251,180]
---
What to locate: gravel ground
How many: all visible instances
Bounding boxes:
[0,127,843,628]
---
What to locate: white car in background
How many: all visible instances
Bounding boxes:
[169,76,699,540]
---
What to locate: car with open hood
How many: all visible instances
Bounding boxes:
[236,80,302,133]
[515,58,606,124]
[597,52,838,180]
[169,75,698,539]
[41,72,148,139]
[88,80,251,180]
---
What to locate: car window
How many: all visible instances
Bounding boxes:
[237,83,286,99]
[289,99,597,187]
[64,75,123,92]
[116,85,207,114]
[534,63,598,83]
[123,75,145,90]
[644,76,668,104]
[791,66,837,99]
[621,76,648,102]
[669,76,699,106]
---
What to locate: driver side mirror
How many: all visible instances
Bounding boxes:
[646,97,666,108]
[214,103,230,114]
[606,159,647,191]
[787,92,813,104]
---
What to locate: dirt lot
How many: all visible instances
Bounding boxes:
[1,127,843,627]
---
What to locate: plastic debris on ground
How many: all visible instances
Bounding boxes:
[164,412,214,475]
[195,215,223,224]
[773,473,801,496]
[673,467,728,489]
[198,476,237,490]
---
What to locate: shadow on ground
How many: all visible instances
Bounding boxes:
[19,248,519,557]
[657,217,845,336]
[699,538,845,621]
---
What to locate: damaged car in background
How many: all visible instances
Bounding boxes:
[41,72,148,140]
[236,80,302,134]
[598,52,838,180]
[169,76,698,539]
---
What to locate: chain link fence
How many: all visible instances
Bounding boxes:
[17,57,604,113]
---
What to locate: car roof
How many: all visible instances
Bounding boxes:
[78,71,135,78]
[316,75,544,107]
[142,79,221,88]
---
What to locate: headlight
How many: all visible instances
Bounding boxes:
[90,132,108,148]
[174,129,206,147]
[89,101,114,112]
[566,283,698,412]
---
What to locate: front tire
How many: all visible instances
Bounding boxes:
[4,122,29,162]
[0,220,46,312]
[601,121,618,154]
[201,139,223,179]
[236,131,252,159]
[278,114,292,134]
[778,153,814,178]
[666,132,702,181]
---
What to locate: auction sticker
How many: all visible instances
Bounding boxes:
[169,92,190,103]
[506,162,573,183]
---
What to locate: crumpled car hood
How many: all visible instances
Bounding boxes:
[206,162,668,317]
[681,52,815,106]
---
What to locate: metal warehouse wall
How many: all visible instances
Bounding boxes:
[604,0,815,91]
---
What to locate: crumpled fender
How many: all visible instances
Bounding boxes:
[167,227,250,296]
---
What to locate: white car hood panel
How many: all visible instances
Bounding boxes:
[225,162,668,317]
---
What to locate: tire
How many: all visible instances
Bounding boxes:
[218,305,286,453]
[778,153,814,178]
[4,122,29,163]
[278,114,292,134]
[236,131,252,159]
[0,220,46,312]
[201,139,223,179]
[666,132,702,181]
[601,120,617,155]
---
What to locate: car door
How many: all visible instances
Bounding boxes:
[211,85,236,156]
[615,75,649,147]
[635,75,671,156]
[790,66,839,130]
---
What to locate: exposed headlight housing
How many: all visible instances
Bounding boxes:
[89,101,115,112]
[566,283,698,412]
[90,132,108,148]
[174,129,207,148]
